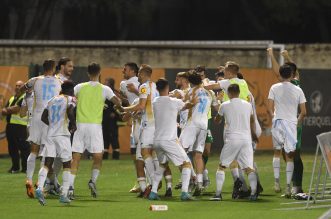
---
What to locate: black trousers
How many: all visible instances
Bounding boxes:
[6,124,30,172]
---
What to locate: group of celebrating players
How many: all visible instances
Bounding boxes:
[16,48,306,205]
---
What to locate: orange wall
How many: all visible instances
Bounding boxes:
[240,68,278,150]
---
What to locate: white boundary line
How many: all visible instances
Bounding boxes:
[318,208,331,219]
[274,205,331,211]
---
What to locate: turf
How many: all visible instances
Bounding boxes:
[0,152,328,219]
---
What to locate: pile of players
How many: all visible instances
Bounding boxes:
[18,48,306,205]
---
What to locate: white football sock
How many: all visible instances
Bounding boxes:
[137,177,147,192]
[248,172,257,195]
[197,173,203,184]
[286,161,294,185]
[152,166,165,193]
[144,157,155,184]
[165,175,172,189]
[37,167,49,190]
[191,165,196,177]
[215,170,225,196]
[69,173,76,188]
[181,167,191,193]
[26,153,37,182]
[231,167,239,181]
[273,157,280,181]
[91,169,100,184]
[203,169,209,181]
[62,170,70,196]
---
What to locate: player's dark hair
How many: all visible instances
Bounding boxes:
[285,62,297,76]
[156,78,169,92]
[215,71,224,78]
[87,62,101,76]
[227,84,240,96]
[188,70,202,85]
[139,64,153,76]
[105,77,115,90]
[61,80,75,95]
[125,62,139,75]
[279,64,292,79]
[195,65,206,73]
[43,59,56,72]
[56,57,71,71]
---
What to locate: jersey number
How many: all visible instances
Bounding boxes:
[42,83,56,100]
[50,105,62,123]
[198,98,207,113]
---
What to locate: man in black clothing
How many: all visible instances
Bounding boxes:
[1,81,30,173]
[102,78,121,160]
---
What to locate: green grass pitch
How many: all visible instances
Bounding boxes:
[0,153,328,219]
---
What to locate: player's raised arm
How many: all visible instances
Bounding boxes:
[204,83,220,90]
[267,48,281,81]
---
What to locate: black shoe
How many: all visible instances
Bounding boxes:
[232,178,243,199]
[103,152,109,160]
[238,190,251,199]
[164,188,172,197]
[112,151,120,160]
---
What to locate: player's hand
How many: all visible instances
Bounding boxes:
[114,104,124,112]
[217,66,225,72]
[281,50,289,58]
[121,112,131,122]
[267,48,273,56]
[252,133,259,143]
[126,83,137,93]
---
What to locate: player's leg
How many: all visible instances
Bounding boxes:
[36,157,54,205]
[285,151,295,198]
[203,142,211,188]
[273,149,282,193]
[292,125,303,194]
[102,130,110,160]
[89,152,102,198]
[111,130,120,160]
[26,143,40,198]
[69,152,81,192]
[163,165,172,197]
[192,129,207,196]
[60,160,71,204]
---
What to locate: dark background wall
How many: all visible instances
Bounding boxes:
[1,0,331,43]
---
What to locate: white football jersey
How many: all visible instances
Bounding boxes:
[46,95,76,136]
[186,87,212,130]
[120,76,140,105]
[153,96,185,140]
[139,81,159,127]
[25,75,62,114]
[21,92,34,124]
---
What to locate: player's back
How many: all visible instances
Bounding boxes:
[221,98,252,140]
[33,76,62,113]
[139,81,159,126]
[187,87,212,130]
[269,82,306,123]
[153,96,184,140]
[47,95,74,137]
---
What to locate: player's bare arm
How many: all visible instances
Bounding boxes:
[250,115,259,143]
[297,102,307,126]
[267,48,281,81]
[67,105,77,133]
[41,109,49,125]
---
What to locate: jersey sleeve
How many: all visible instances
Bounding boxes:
[175,98,185,111]
[268,86,275,100]
[139,83,149,99]
[25,77,38,89]
[217,79,229,90]
[119,81,126,93]
[74,84,82,96]
[218,103,225,116]
[103,86,115,100]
